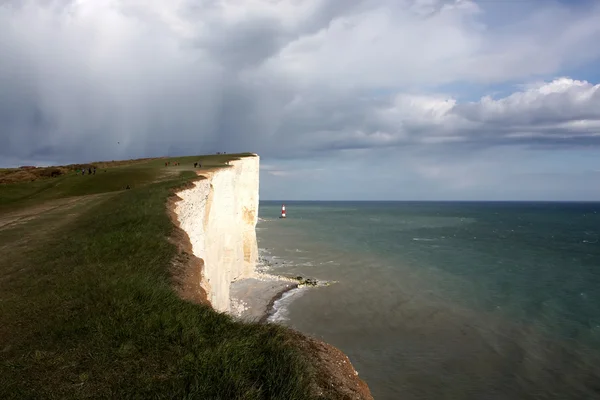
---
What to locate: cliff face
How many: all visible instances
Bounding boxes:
[172,154,373,399]
[174,155,259,312]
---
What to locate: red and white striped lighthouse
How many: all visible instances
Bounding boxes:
[280,204,286,219]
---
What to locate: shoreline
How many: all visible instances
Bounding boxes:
[229,274,301,323]
[259,282,299,323]
[248,252,326,323]
[229,251,322,323]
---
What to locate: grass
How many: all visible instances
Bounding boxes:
[0,154,319,399]
[0,168,155,211]
[0,154,253,212]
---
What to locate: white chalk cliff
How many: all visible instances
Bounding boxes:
[174,155,259,312]
[173,154,374,399]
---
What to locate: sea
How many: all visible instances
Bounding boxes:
[256,201,600,400]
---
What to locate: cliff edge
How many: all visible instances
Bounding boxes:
[171,154,373,399]
[175,155,259,312]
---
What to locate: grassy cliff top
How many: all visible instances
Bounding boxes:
[0,153,324,399]
[0,153,256,209]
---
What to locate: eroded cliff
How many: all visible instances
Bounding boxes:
[174,155,259,312]
[172,154,373,399]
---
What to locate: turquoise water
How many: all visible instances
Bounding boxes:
[257,201,600,400]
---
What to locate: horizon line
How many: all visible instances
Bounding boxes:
[260,199,600,203]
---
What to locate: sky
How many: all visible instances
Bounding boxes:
[1,0,600,201]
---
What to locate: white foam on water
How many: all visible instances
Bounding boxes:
[256,239,326,323]
[267,286,310,323]
[294,261,314,267]
[320,260,336,265]
[258,247,272,255]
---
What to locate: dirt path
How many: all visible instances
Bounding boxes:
[0,193,115,284]
[0,192,114,232]
[1,196,95,231]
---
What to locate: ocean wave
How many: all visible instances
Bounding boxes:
[412,238,437,241]
[320,260,336,265]
[294,261,314,267]
[257,243,324,323]
[267,287,310,323]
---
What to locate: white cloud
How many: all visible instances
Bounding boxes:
[263,0,600,88]
[264,77,600,154]
[452,78,600,129]
[263,0,484,88]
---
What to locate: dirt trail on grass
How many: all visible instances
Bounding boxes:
[0,193,113,232]
[2,196,88,230]
[0,193,115,283]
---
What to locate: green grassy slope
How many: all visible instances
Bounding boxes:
[0,153,255,211]
[0,154,319,400]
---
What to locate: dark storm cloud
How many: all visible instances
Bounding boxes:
[1,0,600,168]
